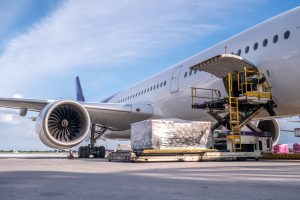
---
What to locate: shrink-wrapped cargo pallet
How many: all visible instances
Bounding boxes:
[293,143,300,153]
[273,144,289,154]
[130,119,211,151]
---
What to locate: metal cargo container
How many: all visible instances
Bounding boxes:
[130,119,211,151]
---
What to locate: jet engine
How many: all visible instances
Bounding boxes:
[257,119,280,145]
[36,100,90,149]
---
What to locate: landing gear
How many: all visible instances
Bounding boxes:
[93,146,106,158]
[78,124,107,158]
[78,145,106,158]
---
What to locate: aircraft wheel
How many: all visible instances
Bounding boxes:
[84,146,90,158]
[78,146,83,158]
[99,146,106,158]
[94,147,100,158]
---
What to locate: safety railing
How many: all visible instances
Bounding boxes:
[191,87,221,106]
[237,67,272,99]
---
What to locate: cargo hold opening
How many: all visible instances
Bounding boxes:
[190,54,258,95]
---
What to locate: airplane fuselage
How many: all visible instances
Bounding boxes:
[105,7,300,138]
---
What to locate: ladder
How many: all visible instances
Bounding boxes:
[228,73,242,152]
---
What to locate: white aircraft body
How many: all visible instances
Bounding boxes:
[0,7,299,151]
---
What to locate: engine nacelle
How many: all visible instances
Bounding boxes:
[257,119,280,145]
[36,100,90,149]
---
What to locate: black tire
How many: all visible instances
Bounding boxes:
[99,146,106,158]
[84,146,90,158]
[94,147,100,158]
[78,146,83,158]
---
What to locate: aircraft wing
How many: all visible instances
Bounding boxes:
[0,97,51,111]
[0,97,154,130]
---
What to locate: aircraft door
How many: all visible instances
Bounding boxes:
[170,65,183,94]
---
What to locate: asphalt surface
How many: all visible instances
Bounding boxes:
[0,155,299,200]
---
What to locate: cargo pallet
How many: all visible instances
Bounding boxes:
[108,149,261,162]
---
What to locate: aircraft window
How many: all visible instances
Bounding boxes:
[150,86,152,91]
[253,42,258,50]
[160,82,163,87]
[189,70,192,76]
[138,91,140,96]
[147,88,149,92]
[157,83,159,88]
[153,85,156,90]
[263,38,268,47]
[237,49,241,56]
[284,30,290,39]
[184,72,187,78]
[273,35,278,43]
[144,89,146,93]
[245,46,249,54]
[141,91,143,95]
[164,80,166,86]
[194,70,197,74]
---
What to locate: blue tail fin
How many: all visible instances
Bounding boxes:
[75,76,85,102]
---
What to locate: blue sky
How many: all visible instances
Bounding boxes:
[0,0,299,150]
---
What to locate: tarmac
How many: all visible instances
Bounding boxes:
[0,154,300,200]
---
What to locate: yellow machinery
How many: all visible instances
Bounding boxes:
[238,67,272,101]
[228,73,242,151]
[192,67,276,152]
[227,67,272,152]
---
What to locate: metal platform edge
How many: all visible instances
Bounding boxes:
[108,151,261,162]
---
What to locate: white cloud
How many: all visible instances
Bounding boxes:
[0,113,19,124]
[12,93,23,98]
[0,0,266,97]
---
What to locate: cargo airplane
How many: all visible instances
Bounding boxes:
[0,7,299,157]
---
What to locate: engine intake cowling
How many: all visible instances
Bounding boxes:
[36,100,90,149]
[257,119,280,145]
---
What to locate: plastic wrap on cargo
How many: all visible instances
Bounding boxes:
[293,143,300,153]
[273,144,289,154]
[130,119,211,151]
